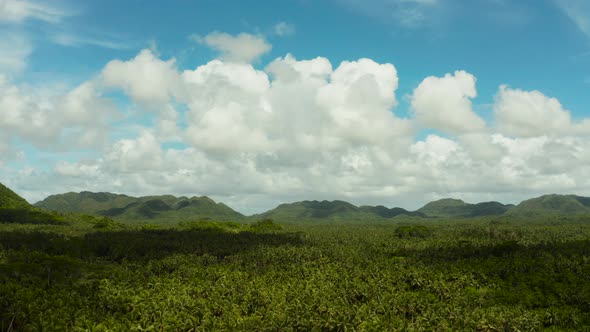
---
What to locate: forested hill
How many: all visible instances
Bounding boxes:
[34,191,244,222]
[417,199,514,218]
[0,182,63,225]
[30,189,590,222]
[508,194,590,216]
[254,200,425,222]
[0,182,30,209]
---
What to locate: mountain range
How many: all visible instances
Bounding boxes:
[253,200,425,221]
[33,191,244,222]
[1,182,590,223]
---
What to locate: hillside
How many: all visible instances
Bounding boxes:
[0,182,31,209]
[35,192,244,222]
[33,190,590,223]
[34,191,138,214]
[418,199,513,218]
[508,194,590,216]
[0,182,64,224]
[255,200,361,220]
[358,205,425,218]
[255,200,425,222]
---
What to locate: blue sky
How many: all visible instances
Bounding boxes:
[1,0,590,213]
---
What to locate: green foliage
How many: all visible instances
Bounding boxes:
[2,213,590,330]
[418,199,513,218]
[0,182,30,209]
[509,194,590,216]
[359,205,425,218]
[35,192,245,223]
[255,200,427,222]
[0,207,66,225]
[250,218,283,232]
[394,225,432,238]
[180,220,244,233]
[91,217,121,229]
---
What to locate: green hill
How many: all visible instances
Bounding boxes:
[0,182,64,224]
[0,182,30,209]
[508,194,590,216]
[255,200,361,221]
[99,196,244,222]
[358,205,425,218]
[34,191,138,214]
[254,200,426,222]
[34,192,244,222]
[418,199,513,218]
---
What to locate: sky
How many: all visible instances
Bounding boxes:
[1,0,590,214]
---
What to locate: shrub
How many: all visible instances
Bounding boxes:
[250,218,283,232]
[394,225,432,238]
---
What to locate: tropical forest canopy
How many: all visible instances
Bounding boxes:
[1,182,590,330]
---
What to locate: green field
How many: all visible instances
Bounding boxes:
[2,214,590,331]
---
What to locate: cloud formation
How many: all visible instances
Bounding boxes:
[194,32,272,63]
[555,0,590,38]
[274,22,296,36]
[0,31,32,73]
[3,30,590,213]
[411,70,486,135]
[0,75,114,150]
[494,85,572,137]
[0,0,67,23]
[102,49,181,105]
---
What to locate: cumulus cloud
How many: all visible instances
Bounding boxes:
[411,70,486,135]
[102,49,181,105]
[274,22,296,36]
[0,75,114,150]
[178,54,408,157]
[5,34,590,213]
[195,32,272,63]
[494,85,573,137]
[0,0,67,23]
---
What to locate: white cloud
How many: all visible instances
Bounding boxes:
[0,32,32,73]
[410,70,486,135]
[195,32,272,63]
[555,0,590,38]
[274,22,296,36]
[0,75,114,149]
[5,37,590,214]
[51,32,131,50]
[104,131,164,173]
[102,49,181,104]
[494,85,572,137]
[178,54,407,156]
[0,0,67,23]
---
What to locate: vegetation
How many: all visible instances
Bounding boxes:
[35,192,245,223]
[417,198,514,218]
[509,194,590,216]
[2,210,590,330]
[255,200,427,222]
[33,190,590,222]
[0,182,30,209]
[3,184,590,330]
